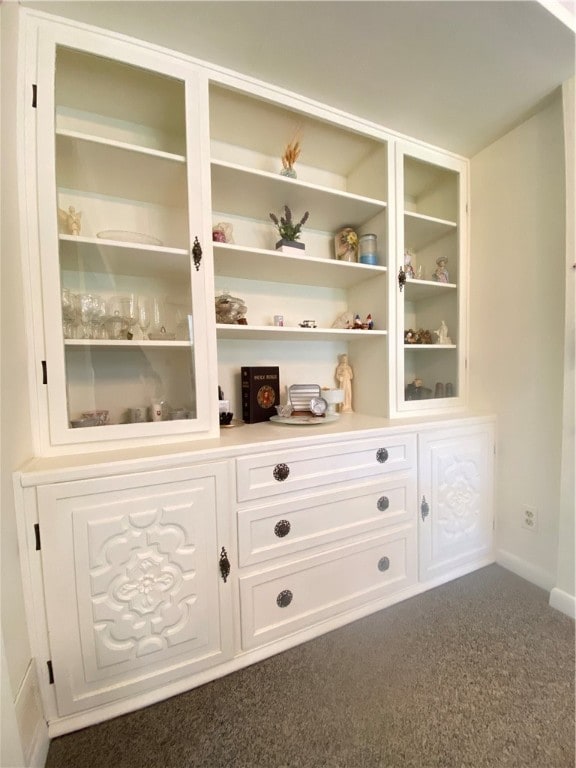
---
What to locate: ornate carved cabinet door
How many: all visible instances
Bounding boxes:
[37,463,232,716]
[418,423,494,581]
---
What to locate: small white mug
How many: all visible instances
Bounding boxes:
[150,402,164,422]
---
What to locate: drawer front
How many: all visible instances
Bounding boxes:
[238,476,416,567]
[236,434,416,502]
[239,525,417,650]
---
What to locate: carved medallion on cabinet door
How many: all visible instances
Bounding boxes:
[436,454,482,540]
[88,502,206,668]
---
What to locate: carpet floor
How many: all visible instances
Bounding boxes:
[45,565,575,768]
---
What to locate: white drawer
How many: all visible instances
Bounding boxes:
[239,525,417,650]
[237,476,416,567]
[236,433,416,502]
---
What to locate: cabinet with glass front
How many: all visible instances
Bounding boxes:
[34,29,216,448]
[394,142,468,415]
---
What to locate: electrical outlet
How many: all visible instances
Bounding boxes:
[521,506,538,531]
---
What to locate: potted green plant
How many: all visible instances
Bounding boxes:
[269,205,309,252]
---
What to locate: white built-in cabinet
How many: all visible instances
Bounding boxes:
[16,419,494,735]
[14,10,494,739]
[25,15,470,455]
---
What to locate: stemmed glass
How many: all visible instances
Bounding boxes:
[138,296,151,340]
[61,288,79,339]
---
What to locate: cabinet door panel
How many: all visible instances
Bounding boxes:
[37,464,231,716]
[418,425,494,581]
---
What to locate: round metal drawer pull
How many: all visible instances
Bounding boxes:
[273,463,290,482]
[274,519,291,538]
[276,589,293,608]
[377,496,389,512]
[376,448,389,464]
[378,556,390,572]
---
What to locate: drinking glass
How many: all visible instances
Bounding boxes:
[138,296,151,340]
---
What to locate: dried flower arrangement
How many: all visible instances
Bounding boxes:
[269,205,310,243]
[280,129,302,177]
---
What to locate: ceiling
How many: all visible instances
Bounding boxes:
[24,1,576,156]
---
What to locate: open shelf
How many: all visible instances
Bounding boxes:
[216,324,387,342]
[211,161,387,233]
[213,243,386,288]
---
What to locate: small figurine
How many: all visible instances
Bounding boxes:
[365,314,374,330]
[432,256,449,283]
[404,250,415,279]
[212,222,234,243]
[353,314,363,329]
[58,205,82,235]
[434,320,452,345]
[335,353,354,413]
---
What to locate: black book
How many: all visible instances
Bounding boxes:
[241,366,280,423]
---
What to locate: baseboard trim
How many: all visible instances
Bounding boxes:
[14,661,49,768]
[549,587,576,618]
[496,549,555,591]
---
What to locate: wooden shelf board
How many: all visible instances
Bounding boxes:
[404,211,457,251]
[59,236,189,277]
[216,324,388,342]
[213,243,387,288]
[403,279,457,301]
[211,161,387,232]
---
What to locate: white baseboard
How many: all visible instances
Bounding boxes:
[549,587,576,618]
[496,549,555,591]
[14,661,49,768]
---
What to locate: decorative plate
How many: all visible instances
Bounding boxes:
[269,414,339,426]
[96,230,163,246]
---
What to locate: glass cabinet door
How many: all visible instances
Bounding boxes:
[394,143,468,415]
[36,33,215,445]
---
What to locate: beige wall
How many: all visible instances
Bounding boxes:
[469,93,567,588]
[553,77,575,607]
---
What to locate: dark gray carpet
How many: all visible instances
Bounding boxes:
[46,565,575,768]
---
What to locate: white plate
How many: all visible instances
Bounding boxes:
[96,230,163,246]
[269,414,339,426]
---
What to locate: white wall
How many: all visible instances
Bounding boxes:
[1,3,49,765]
[469,93,567,589]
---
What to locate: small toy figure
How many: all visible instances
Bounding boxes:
[365,314,374,330]
[432,256,449,283]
